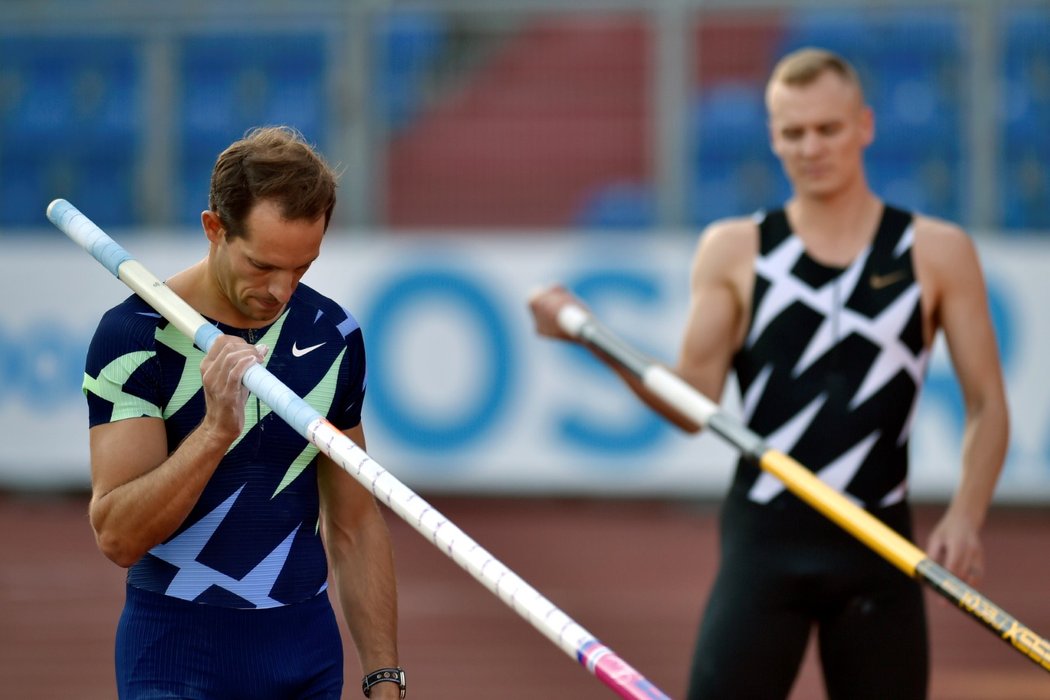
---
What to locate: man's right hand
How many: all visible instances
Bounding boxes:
[527,284,587,342]
[199,335,268,442]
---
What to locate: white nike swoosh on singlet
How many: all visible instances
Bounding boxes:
[291,341,326,357]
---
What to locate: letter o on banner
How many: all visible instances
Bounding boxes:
[362,269,514,451]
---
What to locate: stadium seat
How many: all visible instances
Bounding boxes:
[0,155,48,227]
[867,155,963,222]
[691,82,767,162]
[573,181,656,230]
[999,6,1050,231]
[373,10,449,131]
[776,9,876,58]
[0,151,135,229]
[74,155,137,228]
[1000,152,1050,232]
[689,156,788,228]
[0,35,139,229]
[177,33,327,225]
[0,36,139,154]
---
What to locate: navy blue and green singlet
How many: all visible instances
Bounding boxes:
[84,283,366,699]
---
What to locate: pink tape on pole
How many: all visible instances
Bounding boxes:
[579,640,672,700]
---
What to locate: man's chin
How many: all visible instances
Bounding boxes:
[243,302,283,323]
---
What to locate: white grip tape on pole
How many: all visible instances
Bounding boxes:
[643,366,718,428]
[556,304,591,338]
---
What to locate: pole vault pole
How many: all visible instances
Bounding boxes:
[552,302,1050,675]
[47,198,671,700]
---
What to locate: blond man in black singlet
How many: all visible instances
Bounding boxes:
[528,48,1008,699]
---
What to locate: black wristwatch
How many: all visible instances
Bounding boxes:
[362,667,406,698]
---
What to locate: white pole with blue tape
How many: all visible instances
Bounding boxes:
[47,198,671,700]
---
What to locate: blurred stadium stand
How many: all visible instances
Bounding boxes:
[1001,6,1050,230]
[177,33,327,226]
[386,15,649,228]
[0,1,1046,234]
[0,35,140,228]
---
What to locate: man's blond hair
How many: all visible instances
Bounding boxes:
[766,47,865,103]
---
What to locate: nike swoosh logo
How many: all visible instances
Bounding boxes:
[869,269,909,290]
[291,341,326,357]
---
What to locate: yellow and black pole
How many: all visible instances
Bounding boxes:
[557,303,1050,674]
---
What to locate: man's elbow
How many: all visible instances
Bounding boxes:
[94,531,142,568]
[90,511,144,568]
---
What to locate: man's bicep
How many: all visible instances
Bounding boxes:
[935,236,1004,404]
[318,424,378,528]
[88,417,169,498]
[677,283,743,400]
[676,224,753,399]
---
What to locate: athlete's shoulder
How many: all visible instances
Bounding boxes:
[290,283,361,339]
[701,213,762,239]
[94,294,165,341]
[910,213,984,304]
[695,214,760,264]
[911,213,975,262]
[911,211,969,241]
[87,294,164,372]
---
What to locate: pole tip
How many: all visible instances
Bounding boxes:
[46,199,67,221]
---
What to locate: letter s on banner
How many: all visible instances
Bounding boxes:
[556,269,669,455]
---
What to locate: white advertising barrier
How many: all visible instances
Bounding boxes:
[1,230,1048,501]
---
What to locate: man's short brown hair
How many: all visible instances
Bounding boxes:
[209,126,338,239]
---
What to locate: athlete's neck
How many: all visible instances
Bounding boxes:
[166,260,277,330]
[785,186,883,268]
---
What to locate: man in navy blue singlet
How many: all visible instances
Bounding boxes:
[83,127,405,699]
[528,49,1009,699]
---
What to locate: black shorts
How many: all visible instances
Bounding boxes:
[687,497,928,700]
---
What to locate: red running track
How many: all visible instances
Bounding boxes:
[2,493,1049,699]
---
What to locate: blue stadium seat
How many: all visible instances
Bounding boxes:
[0,151,135,229]
[180,156,215,224]
[690,156,788,227]
[0,35,139,154]
[777,9,876,58]
[177,33,328,224]
[373,10,449,131]
[866,155,963,222]
[74,155,137,228]
[0,155,49,227]
[1000,152,1050,232]
[691,82,767,163]
[0,35,139,229]
[878,9,962,57]
[999,6,1050,231]
[180,34,325,143]
[689,171,744,227]
[574,181,656,230]
[872,82,961,158]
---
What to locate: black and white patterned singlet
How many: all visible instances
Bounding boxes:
[730,204,929,511]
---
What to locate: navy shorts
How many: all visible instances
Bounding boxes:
[116,584,343,700]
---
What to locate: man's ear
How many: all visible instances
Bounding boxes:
[859,105,875,148]
[201,210,225,243]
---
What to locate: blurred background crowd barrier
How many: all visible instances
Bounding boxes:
[2,0,1049,233]
[1,0,1048,499]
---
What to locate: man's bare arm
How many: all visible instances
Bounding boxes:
[915,219,1009,583]
[88,336,264,567]
[319,424,400,697]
